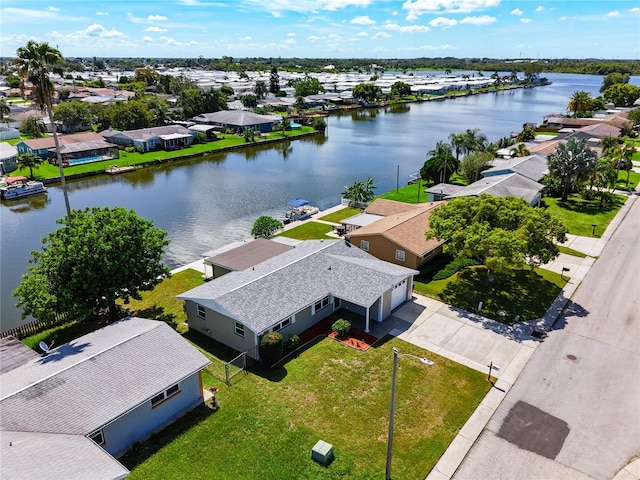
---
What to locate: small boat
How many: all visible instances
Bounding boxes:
[0,176,47,200]
[105,165,135,174]
[284,198,319,223]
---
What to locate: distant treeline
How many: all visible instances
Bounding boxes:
[2,56,639,76]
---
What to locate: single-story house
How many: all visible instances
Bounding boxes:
[0,317,210,479]
[204,238,294,279]
[191,110,280,134]
[0,142,18,174]
[426,172,544,206]
[100,125,196,153]
[188,123,219,140]
[0,125,20,141]
[15,132,118,167]
[482,154,548,182]
[178,240,419,357]
[345,199,447,269]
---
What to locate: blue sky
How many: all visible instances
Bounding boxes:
[2,1,639,59]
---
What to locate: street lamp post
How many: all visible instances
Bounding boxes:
[385,347,434,480]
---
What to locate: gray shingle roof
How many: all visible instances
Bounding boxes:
[482,154,548,181]
[0,431,129,480]
[179,240,418,333]
[447,173,543,204]
[0,317,210,435]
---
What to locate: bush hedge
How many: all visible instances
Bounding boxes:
[259,332,283,365]
[432,258,480,280]
[331,319,351,339]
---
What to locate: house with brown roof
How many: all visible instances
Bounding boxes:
[15,132,119,166]
[344,199,446,269]
[203,238,294,279]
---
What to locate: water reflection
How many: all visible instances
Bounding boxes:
[387,104,411,114]
[3,194,51,213]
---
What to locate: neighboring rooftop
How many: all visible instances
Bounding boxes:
[205,238,294,272]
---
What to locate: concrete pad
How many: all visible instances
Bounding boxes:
[410,312,464,348]
[439,324,521,368]
[497,344,536,385]
[425,468,450,480]
[393,300,428,323]
[458,403,495,441]
[480,386,508,411]
[432,434,475,478]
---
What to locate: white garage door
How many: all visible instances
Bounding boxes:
[391,279,408,311]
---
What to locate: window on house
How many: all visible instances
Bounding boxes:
[395,249,406,262]
[151,383,181,407]
[235,322,245,337]
[360,240,369,252]
[313,296,330,314]
[273,316,293,332]
[89,429,104,445]
[197,304,206,319]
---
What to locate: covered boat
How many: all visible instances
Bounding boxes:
[0,177,47,200]
[284,198,319,223]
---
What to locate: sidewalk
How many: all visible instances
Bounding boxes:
[419,192,637,480]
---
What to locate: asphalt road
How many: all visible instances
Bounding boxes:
[454,195,640,480]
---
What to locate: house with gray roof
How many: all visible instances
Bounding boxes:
[178,240,419,358]
[481,154,548,182]
[0,317,210,479]
[191,110,280,133]
[100,125,196,153]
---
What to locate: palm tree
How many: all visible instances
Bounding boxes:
[17,152,44,179]
[567,90,592,118]
[0,98,10,121]
[21,115,46,137]
[14,41,71,217]
[462,129,488,155]
[342,177,376,207]
[254,80,268,100]
[448,132,465,161]
[547,137,598,201]
[510,143,530,158]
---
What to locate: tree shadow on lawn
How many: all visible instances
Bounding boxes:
[439,267,563,326]
[546,195,625,215]
[127,305,176,326]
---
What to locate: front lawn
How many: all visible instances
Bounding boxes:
[277,221,335,240]
[318,206,362,223]
[415,265,566,323]
[615,170,639,191]
[121,335,490,480]
[543,194,627,237]
[378,182,429,204]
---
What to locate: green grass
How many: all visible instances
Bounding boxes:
[121,335,490,480]
[21,269,205,348]
[117,268,205,333]
[318,206,362,223]
[378,182,429,204]
[543,194,627,237]
[557,245,588,258]
[415,265,566,324]
[277,221,334,240]
[615,170,639,191]
[10,128,317,181]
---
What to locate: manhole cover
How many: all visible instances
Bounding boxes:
[566,354,577,361]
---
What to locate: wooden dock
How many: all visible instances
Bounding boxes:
[105,165,136,175]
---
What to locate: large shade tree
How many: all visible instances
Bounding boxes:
[13,207,170,322]
[15,41,71,217]
[420,140,458,184]
[547,137,598,201]
[427,195,567,283]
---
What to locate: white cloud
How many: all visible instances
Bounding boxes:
[385,21,430,32]
[403,0,500,19]
[240,36,252,41]
[351,15,375,24]
[148,14,168,21]
[143,36,153,42]
[357,31,369,36]
[373,32,392,39]
[520,18,532,23]
[283,37,295,44]
[288,32,295,37]
[607,10,619,17]
[159,36,178,45]
[82,24,126,38]
[308,35,323,41]
[536,5,544,12]
[319,0,371,10]
[630,7,640,13]
[429,17,457,28]
[146,26,167,32]
[47,6,60,11]
[392,10,398,15]
[510,8,522,16]
[559,16,567,21]
[410,43,455,51]
[460,15,496,25]
[96,11,109,16]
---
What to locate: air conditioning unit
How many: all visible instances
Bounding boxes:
[311,439,334,466]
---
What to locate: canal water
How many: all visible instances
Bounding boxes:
[0,73,634,330]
